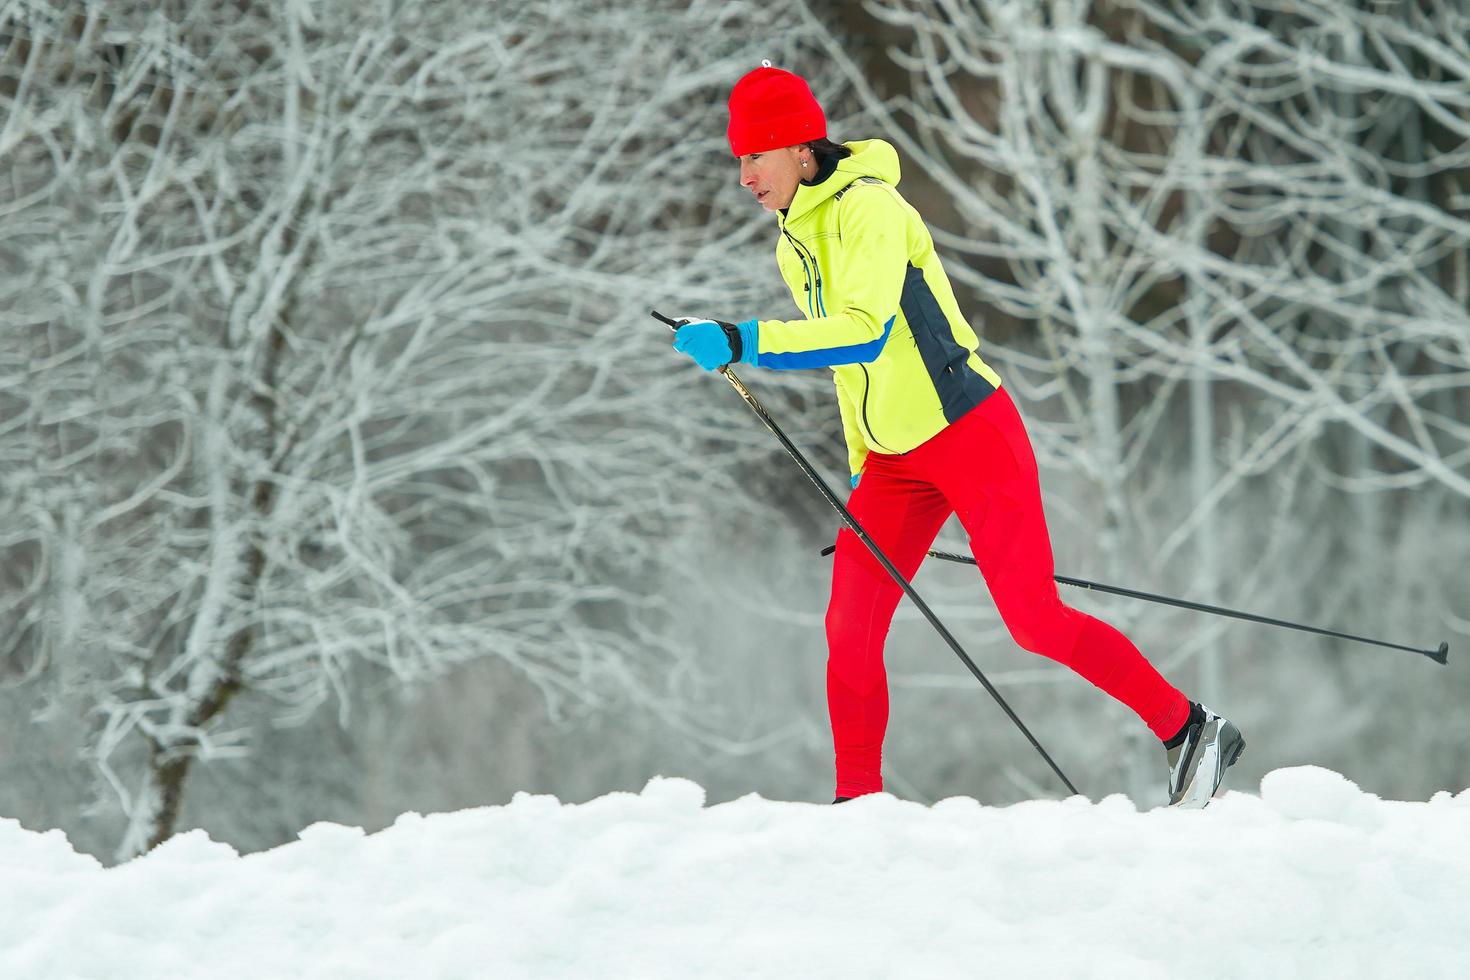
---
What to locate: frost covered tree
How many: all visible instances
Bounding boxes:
[0,0,848,858]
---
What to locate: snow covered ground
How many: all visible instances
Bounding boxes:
[3,766,1467,979]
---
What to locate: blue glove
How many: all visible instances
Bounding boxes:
[850,473,861,489]
[672,318,759,371]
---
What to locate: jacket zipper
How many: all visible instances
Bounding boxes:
[782,227,825,318]
[858,363,897,452]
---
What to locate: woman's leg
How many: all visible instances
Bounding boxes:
[825,459,951,798]
[919,389,1191,740]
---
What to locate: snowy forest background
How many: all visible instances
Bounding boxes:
[1,0,1467,863]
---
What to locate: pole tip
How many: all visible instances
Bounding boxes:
[1433,641,1449,665]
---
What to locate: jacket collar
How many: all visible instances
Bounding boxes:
[779,139,902,227]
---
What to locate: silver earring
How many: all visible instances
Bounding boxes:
[801,160,808,168]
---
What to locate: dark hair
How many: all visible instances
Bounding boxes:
[805,137,851,162]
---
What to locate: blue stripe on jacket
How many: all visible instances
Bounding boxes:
[759,315,896,370]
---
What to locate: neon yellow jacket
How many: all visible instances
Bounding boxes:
[753,139,1003,482]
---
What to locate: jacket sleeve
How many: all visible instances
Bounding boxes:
[834,374,869,482]
[756,185,906,369]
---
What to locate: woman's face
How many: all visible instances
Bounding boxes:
[739,145,810,212]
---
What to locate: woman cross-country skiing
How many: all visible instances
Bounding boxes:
[671,63,1245,807]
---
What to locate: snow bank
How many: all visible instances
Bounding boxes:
[3,767,1467,979]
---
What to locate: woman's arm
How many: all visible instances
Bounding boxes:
[756,185,909,369]
[834,374,869,484]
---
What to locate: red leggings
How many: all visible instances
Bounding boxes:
[825,388,1189,798]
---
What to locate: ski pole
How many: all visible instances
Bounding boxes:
[653,309,1078,796]
[817,545,1449,665]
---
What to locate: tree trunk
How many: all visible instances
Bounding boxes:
[128,316,286,856]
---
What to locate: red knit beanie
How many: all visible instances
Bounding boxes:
[727,61,826,156]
